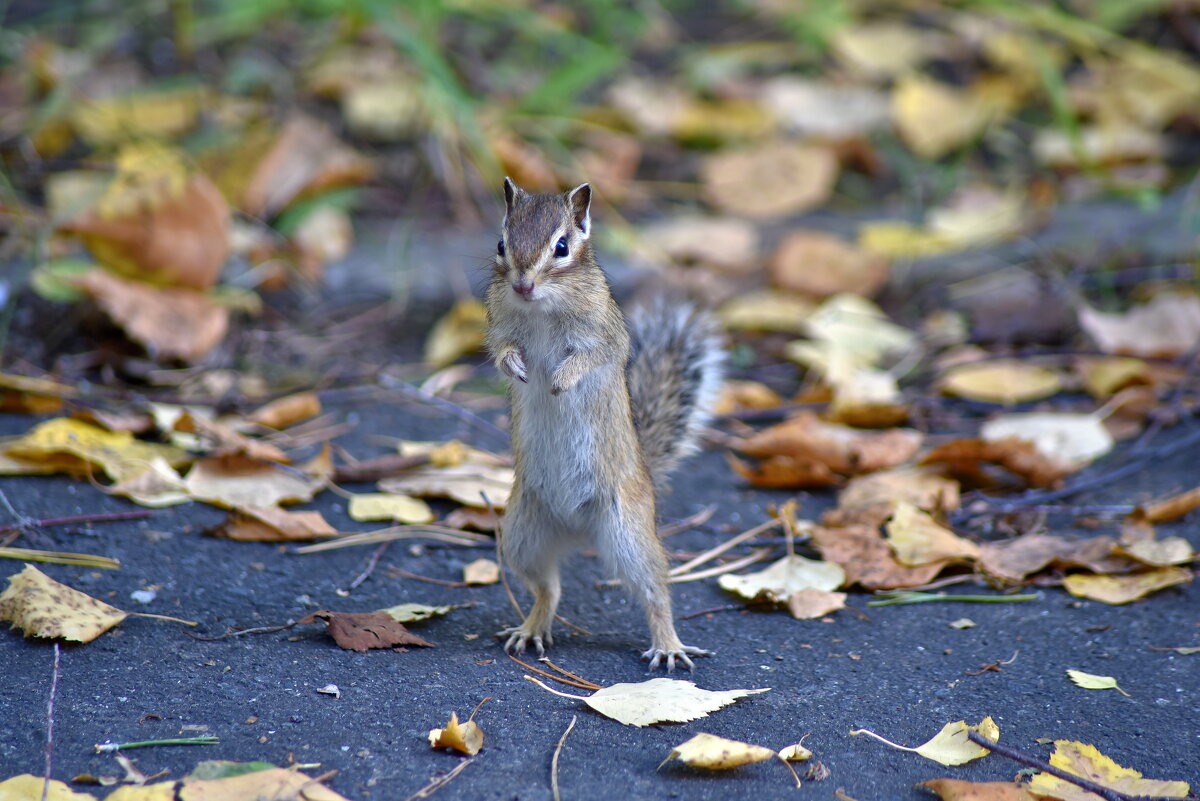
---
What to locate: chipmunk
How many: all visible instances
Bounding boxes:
[485,178,723,671]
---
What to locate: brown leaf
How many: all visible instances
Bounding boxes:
[247,392,322,429]
[712,380,785,416]
[175,412,289,463]
[60,145,229,290]
[921,438,1072,489]
[1134,486,1200,524]
[728,453,841,489]
[839,468,960,515]
[810,525,950,590]
[786,588,848,619]
[769,232,889,297]
[209,506,338,542]
[184,447,330,509]
[428,711,485,755]
[736,412,922,475]
[919,778,1038,801]
[977,535,1135,583]
[72,268,229,362]
[702,142,838,218]
[0,564,127,643]
[298,610,434,651]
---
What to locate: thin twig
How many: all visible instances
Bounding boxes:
[678,604,746,621]
[125,612,199,626]
[965,731,1153,801]
[345,542,391,592]
[0,547,120,569]
[293,525,491,553]
[551,715,577,801]
[0,509,153,536]
[387,567,468,587]
[506,655,598,691]
[538,659,603,691]
[42,644,60,801]
[658,506,716,539]
[188,621,297,641]
[668,518,780,577]
[403,758,473,801]
[669,548,772,583]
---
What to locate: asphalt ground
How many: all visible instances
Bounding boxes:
[0,389,1198,800]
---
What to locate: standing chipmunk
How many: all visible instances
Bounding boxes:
[485,178,723,671]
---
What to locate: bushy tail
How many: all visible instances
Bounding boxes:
[626,297,724,492]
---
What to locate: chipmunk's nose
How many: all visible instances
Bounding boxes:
[512,279,535,300]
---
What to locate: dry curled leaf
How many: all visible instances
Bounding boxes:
[660,733,777,771]
[850,717,998,766]
[298,610,434,652]
[380,603,452,623]
[0,564,127,643]
[428,711,484,755]
[1027,740,1189,801]
[184,446,331,509]
[209,506,338,542]
[921,438,1073,489]
[1134,486,1200,524]
[977,535,1131,583]
[735,412,922,477]
[529,677,769,727]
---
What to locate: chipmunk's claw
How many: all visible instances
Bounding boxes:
[498,626,549,657]
[642,644,713,673]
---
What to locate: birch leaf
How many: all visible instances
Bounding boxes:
[529,677,768,727]
[0,775,98,800]
[850,717,998,766]
[660,733,776,770]
[1066,669,1131,697]
[1062,567,1192,604]
[1028,740,1189,801]
[380,603,452,623]
[0,564,127,643]
[348,492,435,524]
[885,502,980,566]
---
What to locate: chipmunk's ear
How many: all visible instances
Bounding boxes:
[503,177,524,214]
[567,183,592,238]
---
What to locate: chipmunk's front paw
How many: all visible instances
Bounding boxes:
[642,643,713,673]
[498,348,527,383]
[498,625,550,657]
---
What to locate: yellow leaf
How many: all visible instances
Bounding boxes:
[348,493,435,524]
[719,554,845,603]
[529,677,768,727]
[0,564,127,643]
[0,775,98,800]
[1066,669,1130,697]
[1062,568,1192,605]
[940,361,1062,404]
[919,778,1037,801]
[6,417,190,482]
[859,221,957,259]
[838,468,961,516]
[379,463,513,509]
[850,717,998,766]
[379,603,452,623]
[892,76,996,159]
[717,290,815,334]
[885,502,980,566]
[462,558,500,585]
[184,447,330,509]
[104,457,191,508]
[247,392,322,429]
[778,740,813,762]
[71,85,207,147]
[660,733,776,770]
[832,23,929,80]
[1028,740,1189,801]
[424,299,488,368]
[1076,357,1147,398]
[428,711,484,755]
[108,767,352,801]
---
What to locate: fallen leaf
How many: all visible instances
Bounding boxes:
[247,392,322,429]
[702,141,838,218]
[637,216,760,275]
[462,558,500,586]
[919,778,1037,801]
[380,603,452,623]
[104,457,191,508]
[719,554,845,603]
[298,610,434,652]
[922,438,1073,489]
[712,380,785,416]
[940,361,1062,404]
[717,290,816,334]
[1066,669,1130,697]
[1078,291,1200,358]
[0,775,98,800]
[786,588,848,619]
[1076,357,1149,399]
[810,525,950,590]
[778,741,813,762]
[673,97,776,146]
[344,76,426,142]
[379,463,513,509]
[184,447,331,509]
[660,733,776,771]
[1027,740,1189,801]
[949,618,976,630]
[1062,567,1192,605]
[761,77,890,139]
[1133,486,1200,523]
[0,564,127,643]
[72,268,230,362]
[832,23,931,80]
[1033,124,1164,168]
[424,299,488,368]
[209,506,338,542]
[735,412,922,477]
[838,468,961,516]
[850,717,998,766]
[885,502,980,566]
[728,454,841,489]
[174,412,289,463]
[533,677,769,727]
[980,413,1113,470]
[978,535,1131,583]
[5,417,189,482]
[428,711,484,756]
[72,85,207,147]
[60,142,229,290]
[348,493,435,524]
[790,293,917,373]
[892,75,997,159]
[1117,534,1194,567]
[109,766,352,801]
[769,232,889,298]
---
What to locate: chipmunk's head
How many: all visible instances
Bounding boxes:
[495,178,593,306]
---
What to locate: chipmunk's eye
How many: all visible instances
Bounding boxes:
[497,239,506,257]
[554,237,568,258]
